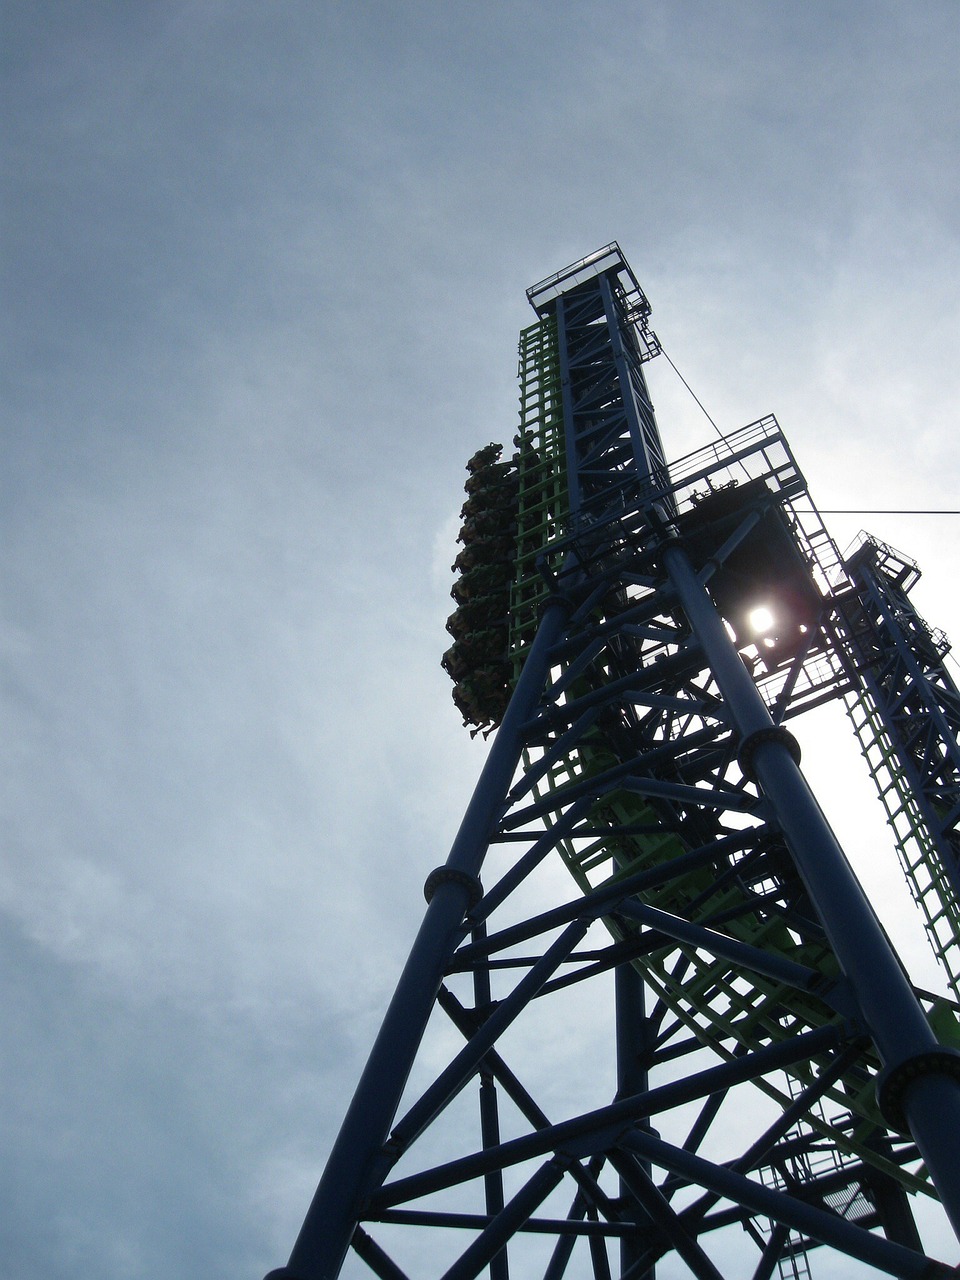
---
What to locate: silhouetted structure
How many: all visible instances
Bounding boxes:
[268,245,960,1280]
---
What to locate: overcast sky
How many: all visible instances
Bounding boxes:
[3,3,960,1277]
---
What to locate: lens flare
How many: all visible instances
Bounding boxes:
[748,605,775,634]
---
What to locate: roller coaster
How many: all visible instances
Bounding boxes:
[267,245,960,1280]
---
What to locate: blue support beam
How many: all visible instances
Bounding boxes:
[274,603,570,1280]
[661,532,960,1237]
[267,246,960,1280]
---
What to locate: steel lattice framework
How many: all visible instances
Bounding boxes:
[835,538,960,998]
[267,245,960,1280]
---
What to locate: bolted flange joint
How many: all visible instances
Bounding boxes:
[423,866,484,909]
[536,589,571,622]
[737,726,802,782]
[876,1046,960,1133]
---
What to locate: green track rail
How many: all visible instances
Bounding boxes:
[509,317,568,670]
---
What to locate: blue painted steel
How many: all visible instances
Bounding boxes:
[281,602,570,1280]
[388,919,592,1153]
[471,920,509,1280]
[552,270,668,530]
[268,248,960,1280]
[439,1159,569,1280]
[841,537,960,893]
[365,1025,848,1210]
[621,1129,954,1280]
[614,962,652,1279]
[662,535,960,1236]
[597,273,670,502]
[836,537,960,997]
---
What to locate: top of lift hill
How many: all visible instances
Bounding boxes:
[526,242,653,327]
[524,244,854,704]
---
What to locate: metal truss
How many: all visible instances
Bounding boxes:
[266,248,960,1280]
[834,537,960,997]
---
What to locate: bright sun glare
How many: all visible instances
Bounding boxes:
[748,605,775,634]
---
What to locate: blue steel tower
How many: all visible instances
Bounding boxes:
[267,246,960,1280]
